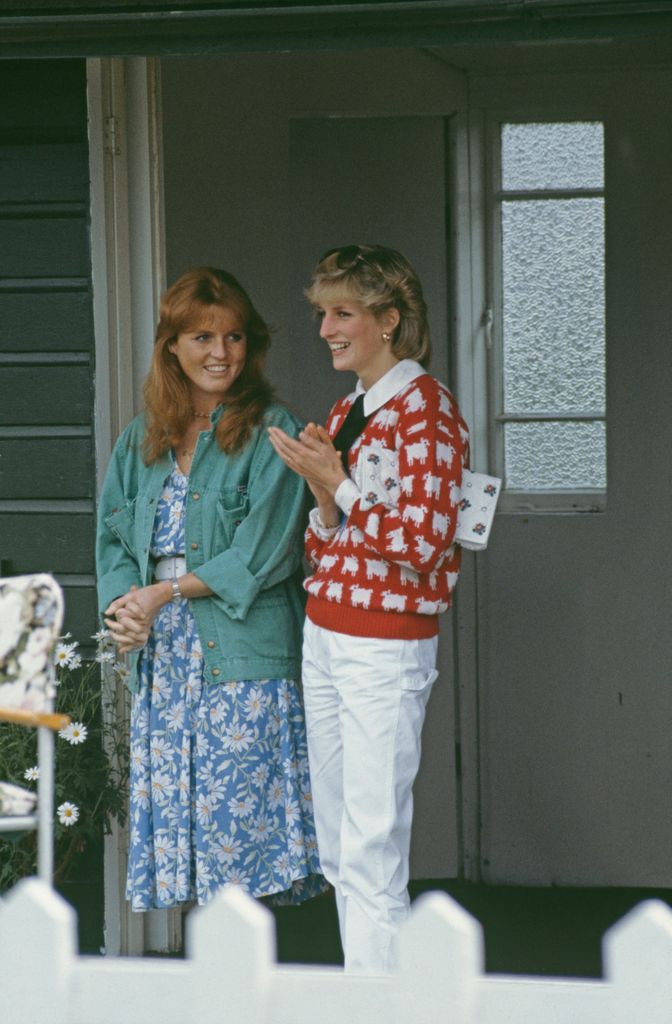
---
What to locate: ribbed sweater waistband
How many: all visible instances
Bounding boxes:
[306,596,439,640]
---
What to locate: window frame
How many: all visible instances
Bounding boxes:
[483,111,607,514]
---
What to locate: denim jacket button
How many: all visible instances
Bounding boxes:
[207,640,215,649]
[191,542,198,550]
[192,492,201,501]
[212,667,220,676]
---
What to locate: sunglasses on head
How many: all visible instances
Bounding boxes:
[318,245,386,271]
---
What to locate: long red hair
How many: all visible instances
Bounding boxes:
[142,267,274,463]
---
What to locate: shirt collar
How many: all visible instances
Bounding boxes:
[356,360,427,416]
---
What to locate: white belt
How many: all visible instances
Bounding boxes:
[154,555,187,581]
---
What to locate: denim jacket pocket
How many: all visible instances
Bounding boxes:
[215,489,249,547]
[104,500,136,558]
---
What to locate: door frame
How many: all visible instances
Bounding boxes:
[87,55,175,954]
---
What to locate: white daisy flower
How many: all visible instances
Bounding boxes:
[53,641,79,669]
[213,834,243,866]
[59,721,88,745]
[95,650,116,665]
[91,628,110,642]
[222,721,255,754]
[24,766,40,782]
[227,794,255,819]
[223,867,251,890]
[57,802,79,826]
[195,793,214,826]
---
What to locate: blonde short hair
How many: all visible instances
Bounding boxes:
[305,244,431,368]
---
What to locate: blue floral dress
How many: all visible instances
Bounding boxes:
[126,465,326,909]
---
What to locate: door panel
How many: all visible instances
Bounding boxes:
[475,83,672,886]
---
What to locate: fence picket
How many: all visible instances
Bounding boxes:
[0,877,77,1024]
[604,900,672,1024]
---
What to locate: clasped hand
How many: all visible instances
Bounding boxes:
[104,583,168,655]
[267,422,346,506]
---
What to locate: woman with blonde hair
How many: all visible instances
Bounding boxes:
[269,244,469,973]
[97,266,324,910]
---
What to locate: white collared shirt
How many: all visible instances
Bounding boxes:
[355,359,426,416]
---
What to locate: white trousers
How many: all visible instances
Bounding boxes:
[302,618,438,974]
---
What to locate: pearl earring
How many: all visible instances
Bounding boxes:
[382,332,391,343]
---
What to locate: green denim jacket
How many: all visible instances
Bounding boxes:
[96,403,307,692]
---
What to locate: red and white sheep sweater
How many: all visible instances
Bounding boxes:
[304,367,469,640]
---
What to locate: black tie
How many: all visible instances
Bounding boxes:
[332,394,371,473]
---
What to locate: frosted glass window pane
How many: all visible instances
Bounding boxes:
[501,122,604,191]
[502,198,605,414]
[505,421,606,490]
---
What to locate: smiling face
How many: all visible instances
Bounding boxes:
[316,297,400,390]
[169,305,247,410]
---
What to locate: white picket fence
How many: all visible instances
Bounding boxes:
[2,878,672,1024]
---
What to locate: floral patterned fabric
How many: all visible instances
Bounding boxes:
[126,466,325,909]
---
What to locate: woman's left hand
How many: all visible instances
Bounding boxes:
[104,582,170,654]
[268,424,346,498]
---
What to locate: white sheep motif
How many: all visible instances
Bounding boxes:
[401,503,427,526]
[388,527,408,553]
[432,511,449,536]
[438,391,453,416]
[405,439,429,466]
[365,558,389,581]
[320,553,339,571]
[326,581,343,601]
[436,441,456,467]
[342,556,359,576]
[374,408,399,429]
[404,388,427,413]
[382,591,406,611]
[400,567,420,588]
[406,419,428,436]
[416,598,441,614]
[365,513,380,538]
[400,475,414,496]
[414,536,436,562]
[423,472,442,498]
[446,571,460,590]
[350,585,373,608]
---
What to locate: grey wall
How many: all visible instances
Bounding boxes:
[161,48,467,878]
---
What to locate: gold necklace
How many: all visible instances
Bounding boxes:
[191,409,211,419]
